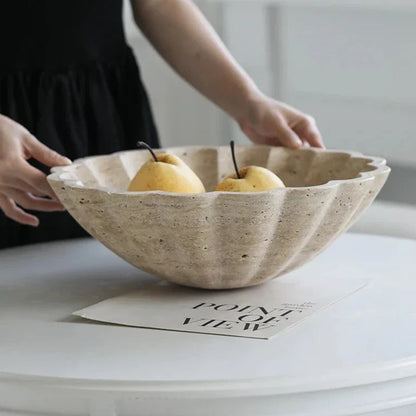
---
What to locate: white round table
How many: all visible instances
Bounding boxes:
[0,233,415,416]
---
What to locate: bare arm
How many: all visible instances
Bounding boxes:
[130,0,324,148]
[132,0,259,122]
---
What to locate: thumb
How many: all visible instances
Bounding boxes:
[25,135,72,167]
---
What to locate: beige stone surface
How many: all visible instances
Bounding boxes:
[48,146,390,289]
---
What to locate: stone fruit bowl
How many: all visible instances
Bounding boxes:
[48,145,390,289]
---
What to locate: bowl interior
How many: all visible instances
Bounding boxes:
[69,146,377,192]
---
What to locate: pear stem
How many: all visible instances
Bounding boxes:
[230,140,241,179]
[137,141,158,162]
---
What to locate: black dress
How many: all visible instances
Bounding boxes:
[0,0,159,249]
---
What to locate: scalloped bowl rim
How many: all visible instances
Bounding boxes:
[47,146,391,196]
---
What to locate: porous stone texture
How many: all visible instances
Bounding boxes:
[48,146,390,289]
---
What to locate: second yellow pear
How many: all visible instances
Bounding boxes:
[215,141,285,192]
[216,165,285,192]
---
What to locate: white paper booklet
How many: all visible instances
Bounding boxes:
[73,277,368,340]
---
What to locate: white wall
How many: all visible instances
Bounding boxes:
[277,6,416,168]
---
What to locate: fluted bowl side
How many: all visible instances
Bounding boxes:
[48,146,390,289]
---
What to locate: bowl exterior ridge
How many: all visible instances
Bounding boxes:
[48,146,390,289]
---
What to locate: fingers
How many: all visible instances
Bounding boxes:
[7,176,42,195]
[24,135,71,167]
[16,162,57,198]
[240,120,302,148]
[240,97,325,149]
[0,193,39,226]
[239,124,269,145]
[274,122,303,149]
[5,188,65,211]
[293,116,325,149]
[1,157,62,199]
[1,157,60,199]
[0,185,65,227]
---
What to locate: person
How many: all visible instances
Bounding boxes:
[0,0,324,249]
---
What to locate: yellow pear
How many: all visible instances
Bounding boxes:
[215,141,285,192]
[128,142,205,193]
[216,166,285,192]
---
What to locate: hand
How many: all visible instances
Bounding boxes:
[238,95,325,149]
[0,114,71,226]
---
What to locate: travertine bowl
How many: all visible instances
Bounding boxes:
[48,146,390,289]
